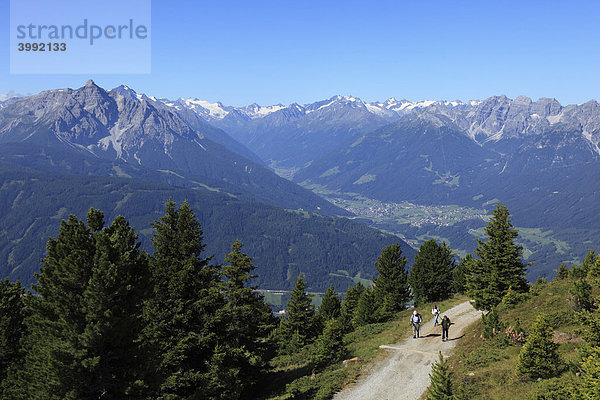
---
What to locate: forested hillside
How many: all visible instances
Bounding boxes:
[0,162,413,290]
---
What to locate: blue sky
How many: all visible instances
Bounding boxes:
[1,0,600,106]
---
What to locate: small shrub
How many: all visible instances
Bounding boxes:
[555,263,570,280]
[544,310,572,329]
[568,279,595,312]
[312,369,345,400]
[516,314,563,379]
[576,310,600,347]
[426,352,454,400]
[481,308,505,339]
[536,277,548,285]
[588,257,600,279]
[499,286,529,310]
[580,346,600,397]
[312,319,345,372]
[526,377,577,400]
[464,339,510,368]
[284,375,315,399]
[569,265,586,279]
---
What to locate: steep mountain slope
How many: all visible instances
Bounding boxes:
[295,97,600,222]
[294,115,501,204]
[210,96,391,169]
[0,81,344,215]
[291,97,600,279]
[110,85,265,165]
[0,161,414,291]
[147,91,600,278]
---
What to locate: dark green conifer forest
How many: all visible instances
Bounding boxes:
[1,201,599,399]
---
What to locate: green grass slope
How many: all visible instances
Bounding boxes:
[448,277,599,399]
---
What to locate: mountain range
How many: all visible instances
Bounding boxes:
[150,92,600,279]
[0,81,415,290]
[2,82,600,284]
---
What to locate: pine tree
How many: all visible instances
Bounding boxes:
[8,212,98,399]
[312,319,345,372]
[373,243,410,320]
[582,249,597,276]
[500,285,525,309]
[340,282,365,332]
[318,284,341,322]
[467,203,529,311]
[6,209,152,399]
[278,274,316,352]
[588,251,600,279]
[353,288,376,327]
[580,346,600,398]
[569,279,595,312]
[577,310,600,347]
[79,215,151,398]
[426,352,455,400]
[481,308,503,339]
[0,279,27,389]
[143,200,224,399]
[216,240,277,397]
[516,314,562,379]
[556,263,571,279]
[409,240,454,305]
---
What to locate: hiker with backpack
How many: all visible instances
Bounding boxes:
[441,315,451,342]
[432,305,440,326]
[410,310,422,338]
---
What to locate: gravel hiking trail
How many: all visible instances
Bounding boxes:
[334,301,480,400]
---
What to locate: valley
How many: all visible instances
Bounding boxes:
[300,183,587,278]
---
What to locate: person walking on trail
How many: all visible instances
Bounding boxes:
[432,305,440,326]
[441,315,451,342]
[410,310,422,338]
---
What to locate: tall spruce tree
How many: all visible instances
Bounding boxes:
[588,250,600,278]
[143,200,224,399]
[214,240,277,398]
[409,240,454,305]
[466,203,529,311]
[6,210,151,399]
[318,284,341,322]
[581,249,597,276]
[7,212,97,399]
[0,279,27,391]
[340,282,365,332]
[278,274,316,352]
[353,288,376,327]
[426,352,455,400]
[312,319,345,372]
[373,243,410,320]
[79,215,151,398]
[569,279,595,312]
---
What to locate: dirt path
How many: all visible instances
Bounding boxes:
[333,301,480,400]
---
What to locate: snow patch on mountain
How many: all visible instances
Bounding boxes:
[546,114,561,125]
[240,103,286,118]
[181,99,230,119]
[98,125,127,157]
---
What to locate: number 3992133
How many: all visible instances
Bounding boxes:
[17,43,67,51]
